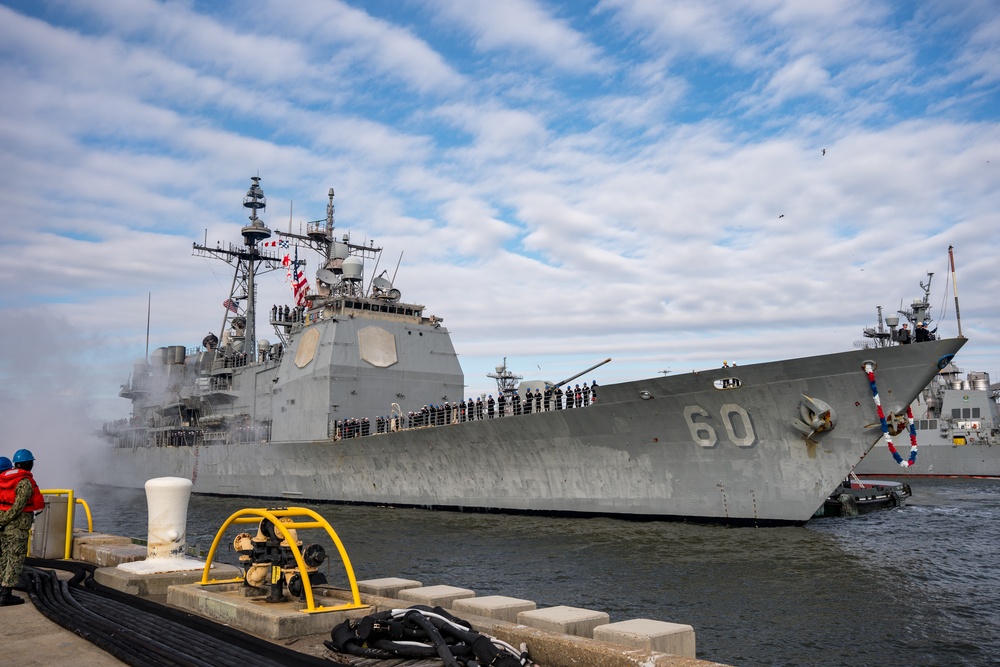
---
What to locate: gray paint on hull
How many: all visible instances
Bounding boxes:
[106,339,965,523]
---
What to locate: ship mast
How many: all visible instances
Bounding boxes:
[488,358,523,396]
[192,176,286,363]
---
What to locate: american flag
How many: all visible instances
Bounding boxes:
[290,246,310,306]
[223,298,238,313]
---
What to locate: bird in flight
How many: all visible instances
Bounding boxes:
[822,148,826,156]
[778,214,785,218]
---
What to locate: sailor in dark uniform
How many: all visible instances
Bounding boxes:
[487,395,495,419]
[591,380,598,403]
[361,418,370,437]
[497,392,506,417]
[476,397,484,420]
[532,389,541,413]
[444,402,452,424]
[512,392,521,415]
[544,386,552,411]
[555,386,563,409]
[523,391,532,414]
[467,397,475,420]
[582,383,591,406]
[459,401,466,422]
[574,384,582,408]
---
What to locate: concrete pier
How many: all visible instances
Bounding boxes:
[12,530,731,667]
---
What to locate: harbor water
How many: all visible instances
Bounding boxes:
[77,478,1000,667]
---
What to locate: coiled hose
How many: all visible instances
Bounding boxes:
[327,604,533,667]
[22,558,347,667]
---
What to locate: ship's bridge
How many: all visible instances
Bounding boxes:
[320,296,426,322]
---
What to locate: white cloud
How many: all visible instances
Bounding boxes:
[0,0,997,408]
[430,0,610,74]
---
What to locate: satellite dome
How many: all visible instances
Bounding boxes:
[342,256,363,280]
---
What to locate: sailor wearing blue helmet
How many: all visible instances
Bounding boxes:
[1,448,43,606]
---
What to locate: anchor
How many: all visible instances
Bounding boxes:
[792,395,837,440]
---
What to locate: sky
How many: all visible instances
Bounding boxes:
[1,0,998,485]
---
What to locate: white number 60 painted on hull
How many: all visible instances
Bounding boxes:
[683,404,757,448]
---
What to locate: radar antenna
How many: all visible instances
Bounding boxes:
[488,358,523,397]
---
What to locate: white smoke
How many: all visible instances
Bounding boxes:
[0,307,127,491]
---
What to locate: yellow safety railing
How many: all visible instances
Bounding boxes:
[37,489,94,560]
[199,507,365,614]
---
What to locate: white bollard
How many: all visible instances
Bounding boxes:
[118,476,206,574]
[145,476,192,558]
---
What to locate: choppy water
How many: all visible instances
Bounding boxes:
[78,479,1000,667]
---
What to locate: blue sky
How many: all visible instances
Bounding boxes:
[1,0,998,480]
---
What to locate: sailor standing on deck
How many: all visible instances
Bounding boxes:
[897,323,911,344]
[0,449,43,607]
[555,386,563,409]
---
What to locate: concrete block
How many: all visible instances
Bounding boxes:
[77,542,149,567]
[71,533,133,561]
[475,615,716,667]
[594,619,696,658]
[167,582,370,640]
[453,595,537,623]
[517,605,610,638]
[398,584,475,607]
[357,577,423,598]
[94,563,242,597]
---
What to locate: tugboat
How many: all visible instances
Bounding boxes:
[816,473,911,518]
[101,176,966,525]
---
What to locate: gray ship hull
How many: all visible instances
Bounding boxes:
[105,338,964,524]
[855,441,1000,477]
[853,361,999,478]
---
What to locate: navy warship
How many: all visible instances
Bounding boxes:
[103,177,966,524]
[853,265,999,477]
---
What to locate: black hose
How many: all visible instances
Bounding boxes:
[326,604,531,666]
[23,558,348,667]
[405,609,462,667]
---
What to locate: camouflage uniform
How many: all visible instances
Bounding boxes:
[0,478,35,588]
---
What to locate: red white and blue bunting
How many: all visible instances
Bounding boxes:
[865,362,918,467]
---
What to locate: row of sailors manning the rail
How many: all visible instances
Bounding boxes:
[334,381,598,439]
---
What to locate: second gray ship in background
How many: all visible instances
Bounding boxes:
[854,266,999,477]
